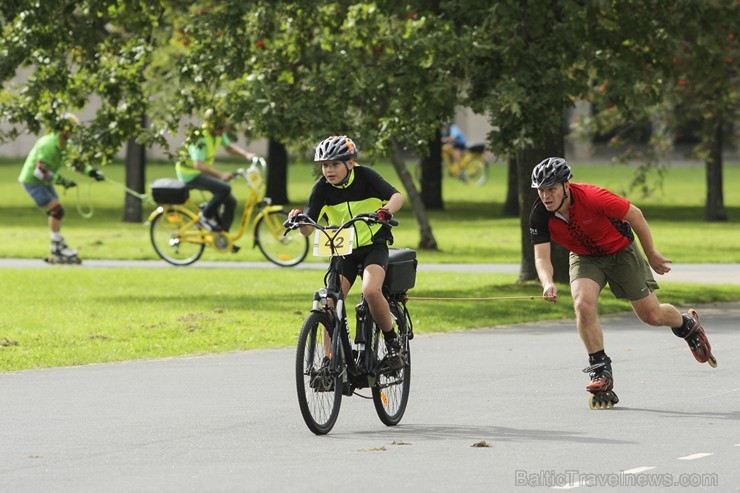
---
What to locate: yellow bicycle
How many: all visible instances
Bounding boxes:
[441,142,489,186]
[147,157,308,267]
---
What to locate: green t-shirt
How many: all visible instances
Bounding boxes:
[18,134,64,185]
[176,128,231,183]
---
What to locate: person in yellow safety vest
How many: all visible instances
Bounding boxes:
[176,109,255,234]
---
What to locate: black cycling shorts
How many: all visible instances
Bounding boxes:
[337,243,389,287]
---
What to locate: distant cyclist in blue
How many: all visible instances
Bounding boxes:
[441,121,466,167]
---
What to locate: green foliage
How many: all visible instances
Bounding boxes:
[1,1,462,165]
[0,1,162,165]
[571,1,738,193]
[1,1,736,186]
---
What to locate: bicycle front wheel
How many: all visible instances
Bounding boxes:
[255,210,309,267]
[372,302,411,426]
[296,311,343,435]
[463,155,488,186]
[150,208,205,266]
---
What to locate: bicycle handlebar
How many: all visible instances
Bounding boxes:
[233,156,267,189]
[283,213,399,232]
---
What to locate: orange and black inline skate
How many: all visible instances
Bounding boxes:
[583,354,619,410]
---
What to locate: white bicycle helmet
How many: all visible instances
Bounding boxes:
[314,135,358,162]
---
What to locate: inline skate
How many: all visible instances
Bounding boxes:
[672,309,717,367]
[45,238,82,265]
[583,354,619,410]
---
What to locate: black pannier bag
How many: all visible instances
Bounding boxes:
[384,248,417,293]
[150,178,189,205]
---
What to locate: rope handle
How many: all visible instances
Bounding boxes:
[407,295,555,302]
[102,176,155,204]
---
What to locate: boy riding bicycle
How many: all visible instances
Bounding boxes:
[288,135,405,368]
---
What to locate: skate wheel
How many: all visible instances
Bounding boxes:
[708,354,717,368]
[588,391,619,410]
[588,395,596,410]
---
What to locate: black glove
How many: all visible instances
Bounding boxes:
[88,167,104,181]
[374,208,392,222]
[62,178,77,189]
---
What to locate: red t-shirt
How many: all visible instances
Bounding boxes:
[529,183,634,256]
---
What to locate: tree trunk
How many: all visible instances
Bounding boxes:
[704,116,727,222]
[389,139,438,250]
[502,154,519,217]
[122,116,147,223]
[419,129,444,210]
[267,138,289,205]
[517,127,568,284]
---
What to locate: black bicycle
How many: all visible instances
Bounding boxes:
[285,213,417,435]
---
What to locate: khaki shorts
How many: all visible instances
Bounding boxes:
[569,243,659,301]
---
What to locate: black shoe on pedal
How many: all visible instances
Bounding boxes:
[198,216,222,232]
[385,337,404,371]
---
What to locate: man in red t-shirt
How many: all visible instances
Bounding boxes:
[529,157,716,409]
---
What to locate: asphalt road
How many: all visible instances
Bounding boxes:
[1,299,738,492]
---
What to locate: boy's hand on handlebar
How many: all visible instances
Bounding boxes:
[374,207,392,222]
[284,209,307,229]
[369,208,398,226]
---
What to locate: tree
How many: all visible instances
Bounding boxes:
[452,1,714,282]
[571,1,737,223]
[1,1,458,250]
[3,0,735,263]
[453,1,590,282]
[168,2,461,249]
[666,1,738,221]
[0,1,163,167]
[418,129,444,210]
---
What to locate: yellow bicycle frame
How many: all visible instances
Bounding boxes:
[147,162,286,254]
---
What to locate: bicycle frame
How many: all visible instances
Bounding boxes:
[441,144,464,177]
[146,158,284,251]
[295,214,398,384]
[293,213,413,434]
[441,143,488,186]
[311,239,363,384]
[229,159,285,246]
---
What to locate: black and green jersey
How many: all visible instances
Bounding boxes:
[304,165,398,247]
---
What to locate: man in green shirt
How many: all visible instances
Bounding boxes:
[177,110,255,233]
[18,113,104,262]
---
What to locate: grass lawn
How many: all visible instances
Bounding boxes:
[1,157,739,371]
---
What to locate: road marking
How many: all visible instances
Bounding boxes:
[623,467,656,474]
[677,453,713,460]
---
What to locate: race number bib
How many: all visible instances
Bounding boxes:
[313,228,354,256]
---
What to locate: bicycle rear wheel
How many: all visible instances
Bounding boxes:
[255,210,309,267]
[150,208,205,266]
[296,311,342,435]
[463,154,488,186]
[372,302,411,426]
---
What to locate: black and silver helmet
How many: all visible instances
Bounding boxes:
[314,135,358,162]
[531,157,572,188]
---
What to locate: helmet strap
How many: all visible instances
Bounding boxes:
[335,162,352,187]
[555,183,569,210]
